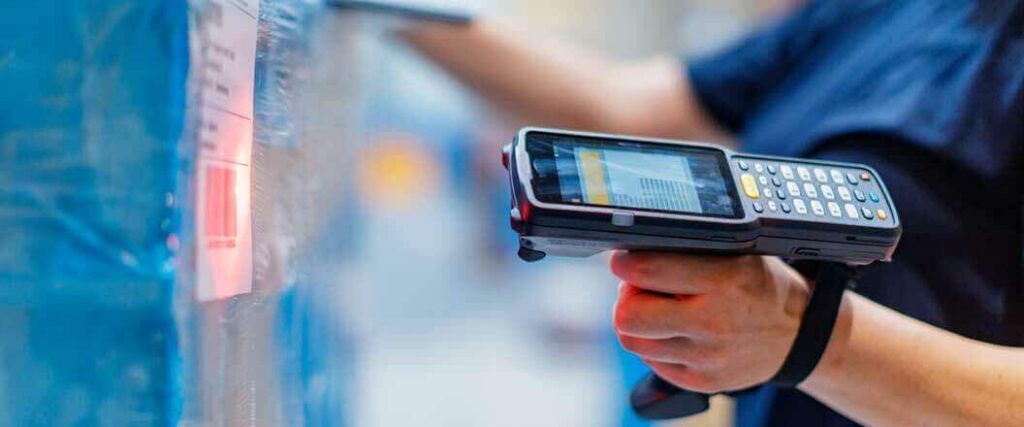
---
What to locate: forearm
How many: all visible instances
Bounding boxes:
[398,22,730,143]
[801,292,1024,426]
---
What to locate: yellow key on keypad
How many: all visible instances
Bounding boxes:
[740,174,760,199]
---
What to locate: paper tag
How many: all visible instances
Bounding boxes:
[195,0,259,302]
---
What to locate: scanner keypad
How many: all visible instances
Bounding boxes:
[737,159,892,225]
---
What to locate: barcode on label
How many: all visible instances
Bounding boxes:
[204,165,237,248]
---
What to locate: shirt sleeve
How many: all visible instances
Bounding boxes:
[686,1,845,132]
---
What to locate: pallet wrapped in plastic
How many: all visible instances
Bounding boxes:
[0,0,361,425]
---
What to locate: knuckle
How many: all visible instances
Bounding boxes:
[617,335,643,354]
[712,255,763,293]
[609,251,630,278]
[692,346,726,369]
[707,263,735,287]
[682,344,714,367]
[697,313,727,336]
[742,256,767,280]
[612,302,639,334]
[630,255,657,284]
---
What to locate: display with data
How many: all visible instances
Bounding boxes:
[526,133,740,218]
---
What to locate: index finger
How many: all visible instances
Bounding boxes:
[609,251,757,294]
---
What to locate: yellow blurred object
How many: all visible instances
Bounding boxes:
[356,133,440,210]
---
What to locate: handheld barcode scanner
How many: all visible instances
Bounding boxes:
[502,128,902,419]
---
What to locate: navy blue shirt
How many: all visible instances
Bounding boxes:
[686,1,1023,426]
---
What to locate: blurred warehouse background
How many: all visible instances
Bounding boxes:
[0,0,793,426]
[346,2,790,425]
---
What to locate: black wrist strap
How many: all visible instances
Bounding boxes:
[769,262,855,387]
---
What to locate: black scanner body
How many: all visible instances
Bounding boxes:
[504,128,901,265]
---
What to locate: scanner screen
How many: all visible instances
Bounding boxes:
[527,132,740,218]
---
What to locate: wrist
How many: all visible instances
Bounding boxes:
[783,269,813,327]
[798,290,854,393]
[770,263,853,388]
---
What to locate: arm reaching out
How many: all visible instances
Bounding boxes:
[608,252,1024,426]
[398,22,731,144]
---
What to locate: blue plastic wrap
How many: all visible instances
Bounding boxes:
[0,1,188,425]
[0,1,187,309]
